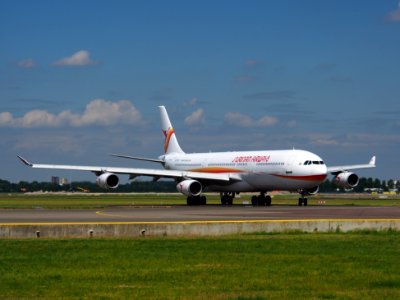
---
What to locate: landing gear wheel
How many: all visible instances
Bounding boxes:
[298,197,308,206]
[220,193,234,206]
[266,195,272,206]
[221,195,228,205]
[251,193,271,206]
[257,195,266,206]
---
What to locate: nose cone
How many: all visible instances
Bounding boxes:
[307,153,328,182]
[308,165,327,182]
[319,164,328,181]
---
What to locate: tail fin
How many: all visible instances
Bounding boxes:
[158,106,185,154]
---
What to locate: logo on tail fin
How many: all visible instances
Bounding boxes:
[159,106,184,154]
[162,127,175,154]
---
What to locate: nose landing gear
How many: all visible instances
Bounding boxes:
[298,196,308,206]
[298,189,308,206]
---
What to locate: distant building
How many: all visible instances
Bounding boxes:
[59,178,69,186]
[51,176,60,185]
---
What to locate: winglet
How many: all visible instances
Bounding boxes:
[369,156,376,166]
[17,155,33,167]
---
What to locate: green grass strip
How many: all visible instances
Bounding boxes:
[0,232,399,299]
[0,193,399,209]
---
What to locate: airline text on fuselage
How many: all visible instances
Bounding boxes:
[232,155,270,163]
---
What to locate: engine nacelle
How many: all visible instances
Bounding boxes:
[299,186,319,196]
[333,172,359,189]
[96,173,119,189]
[176,179,202,197]
[305,186,319,195]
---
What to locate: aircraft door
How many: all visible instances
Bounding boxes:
[285,153,297,175]
[202,157,208,169]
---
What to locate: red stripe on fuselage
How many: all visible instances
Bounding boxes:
[273,174,327,181]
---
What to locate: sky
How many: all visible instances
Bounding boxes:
[1,0,400,183]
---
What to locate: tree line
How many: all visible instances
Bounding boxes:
[0,177,398,193]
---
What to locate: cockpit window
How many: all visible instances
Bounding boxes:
[304,160,324,165]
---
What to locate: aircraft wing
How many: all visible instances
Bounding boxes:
[17,155,240,182]
[327,156,376,174]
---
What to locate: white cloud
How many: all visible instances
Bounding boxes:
[244,59,262,67]
[386,9,400,21]
[0,99,142,128]
[313,139,339,146]
[17,58,37,68]
[257,115,278,127]
[184,108,205,126]
[224,112,278,127]
[287,120,297,128]
[385,2,400,22]
[184,97,198,107]
[236,75,255,82]
[53,50,97,66]
[0,112,14,126]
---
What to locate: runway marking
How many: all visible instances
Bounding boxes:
[95,208,172,218]
[96,210,128,218]
[0,218,400,226]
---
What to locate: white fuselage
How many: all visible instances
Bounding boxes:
[163,149,328,192]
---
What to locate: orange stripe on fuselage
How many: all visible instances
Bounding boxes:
[189,167,244,173]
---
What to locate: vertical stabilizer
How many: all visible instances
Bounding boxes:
[158,106,185,154]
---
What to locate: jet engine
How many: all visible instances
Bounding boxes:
[96,173,119,189]
[299,186,319,196]
[333,172,359,189]
[305,186,319,195]
[176,179,202,197]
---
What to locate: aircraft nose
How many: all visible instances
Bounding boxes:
[320,164,328,179]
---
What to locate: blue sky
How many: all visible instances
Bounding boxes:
[1,0,400,182]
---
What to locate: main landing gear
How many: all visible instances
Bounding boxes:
[251,192,272,206]
[220,192,235,205]
[187,195,207,205]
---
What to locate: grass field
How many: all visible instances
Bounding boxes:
[0,193,400,209]
[0,232,399,299]
[0,192,399,209]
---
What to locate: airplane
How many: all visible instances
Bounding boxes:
[17,106,376,206]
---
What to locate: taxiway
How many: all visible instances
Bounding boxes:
[1,205,399,224]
